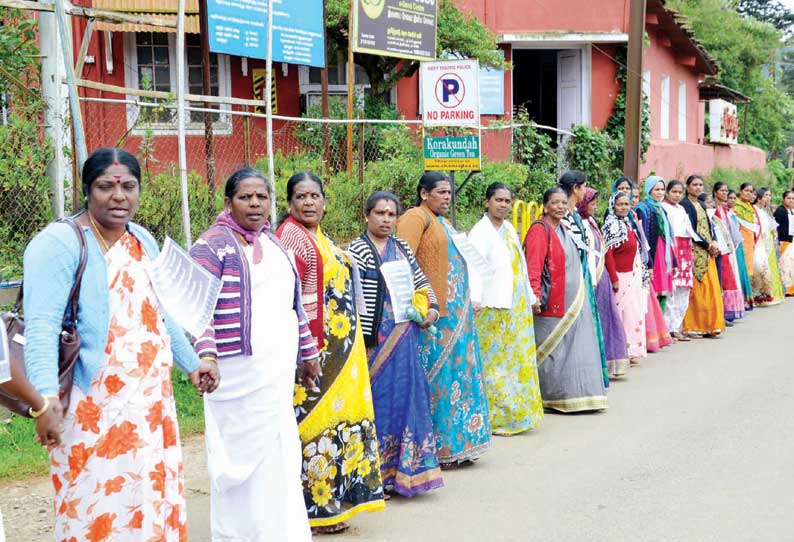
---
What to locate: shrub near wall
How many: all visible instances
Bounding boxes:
[0,113,54,278]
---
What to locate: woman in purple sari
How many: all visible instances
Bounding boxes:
[577,188,630,377]
[349,191,443,498]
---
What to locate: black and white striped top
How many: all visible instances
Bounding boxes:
[348,234,439,347]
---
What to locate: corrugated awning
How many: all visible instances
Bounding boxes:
[95,14,200,33]
[92,0,198,13]
[92,0,200,33]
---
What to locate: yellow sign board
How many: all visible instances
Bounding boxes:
[252,68,277,115]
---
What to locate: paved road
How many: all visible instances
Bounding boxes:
[5,301,793,541]
[188,300,794,542]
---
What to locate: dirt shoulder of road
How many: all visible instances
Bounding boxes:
[0,435,208,542]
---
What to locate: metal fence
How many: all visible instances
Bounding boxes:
[0,85,573,280]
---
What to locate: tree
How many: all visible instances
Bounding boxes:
[737,0,794,37]
[325,0,506,100]
[0,9,41,108]
[669,0,793,154]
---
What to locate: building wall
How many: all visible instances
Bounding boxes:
[641,140,766,180]
[455,0,629,34]
[643,28,704,144]
[591,44,621,130]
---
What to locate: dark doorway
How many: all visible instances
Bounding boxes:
[512,49,557,128]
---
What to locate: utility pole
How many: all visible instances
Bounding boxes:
[623,0,646,182]
[198,0,216,190]
[346,0,354,175]
[40,0,71,218]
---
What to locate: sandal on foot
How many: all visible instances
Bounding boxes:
[312,522,350,535]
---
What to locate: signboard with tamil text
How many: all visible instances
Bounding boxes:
[424,136,481,171]
[353,0,437,61]
[206,0,324,67]
[420,59,480,127]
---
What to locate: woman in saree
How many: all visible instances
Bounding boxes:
[524,187,608,413]
[469,183,544,433]
[24,148,220,542]
[396,172,491,469]
[727,189,754,308]
[712,182,747,324]
[635,176,675,303]
[604,192,647,365]
[634,177,674,351]
[348,191,444,498]
[752,187,785,306]
[734,182,761,305]
[661,180,693,340]
[680,175,726,337]
[558,171,608,387]
[276,172,384,533]
[774,190,794,295]
[575,188,630,378]
[191,168,322,541]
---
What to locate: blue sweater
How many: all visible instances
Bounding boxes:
[23,220,200,395]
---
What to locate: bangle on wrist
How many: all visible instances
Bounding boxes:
[200,356,218,365]
[29,395,50,419]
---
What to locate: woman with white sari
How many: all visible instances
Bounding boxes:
[191,168,322,542]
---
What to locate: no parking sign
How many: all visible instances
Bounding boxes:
[420,59,480,127]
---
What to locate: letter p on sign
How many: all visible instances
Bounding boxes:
[441,78,459,103]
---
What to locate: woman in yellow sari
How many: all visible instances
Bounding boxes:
[277,172,384,534]
[734,182,760,304]
[753,187,785,305]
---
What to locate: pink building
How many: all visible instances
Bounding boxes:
[69,0,765,181]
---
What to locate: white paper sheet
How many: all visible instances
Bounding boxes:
[787,216,794,238]
[149,237,222,338]
[379,259,415,323]
[0,323,10,384]
[451,232,496,277]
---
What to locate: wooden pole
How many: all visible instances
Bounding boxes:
[54,0,87,170]
[243,105,251,166]
[198,0,216,189]
[74,18,94,76]
[623,0,646,182]
[321,0,330,178]
[346,0,354,176]
[265,0,277,226]
[176,0,192,246]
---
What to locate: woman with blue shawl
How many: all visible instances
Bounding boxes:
[635,177,674,351]
[397,172,491,470]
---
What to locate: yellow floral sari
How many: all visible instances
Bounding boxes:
[294,226,385,527]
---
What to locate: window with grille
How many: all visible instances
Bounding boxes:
[125,32,230,133]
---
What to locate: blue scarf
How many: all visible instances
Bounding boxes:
[636,176,674,273]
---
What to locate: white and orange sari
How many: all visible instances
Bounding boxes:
[49,232,187,542]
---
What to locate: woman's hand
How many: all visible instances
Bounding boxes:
[300,359,323,390]
[708,242,720,257]
[612,281,620,293]
[35,398,64,450]
[190,359,220,394]
[419,309,439,330]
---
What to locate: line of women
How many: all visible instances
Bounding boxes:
[18,148,794,541]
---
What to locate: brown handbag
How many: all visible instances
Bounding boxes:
[0,218,88,418]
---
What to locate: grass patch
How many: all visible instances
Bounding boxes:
[0,367,205,482]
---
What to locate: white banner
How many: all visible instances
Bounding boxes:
[451,232,495,277]
[379,259,415,324]
[149,237,222,338]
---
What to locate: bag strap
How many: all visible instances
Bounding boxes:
[531,219,552,265]
[12,217,88,321]
[58,218,88,327]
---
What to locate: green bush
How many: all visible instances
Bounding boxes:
[134,166,223,247]
[0,112,54,279]
[564,125,621,194]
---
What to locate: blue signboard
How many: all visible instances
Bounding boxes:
[479,52,504,115]
[206,0,324,67]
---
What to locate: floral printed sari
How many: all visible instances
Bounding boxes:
[292,226,385,527]
[50,232,187,542]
